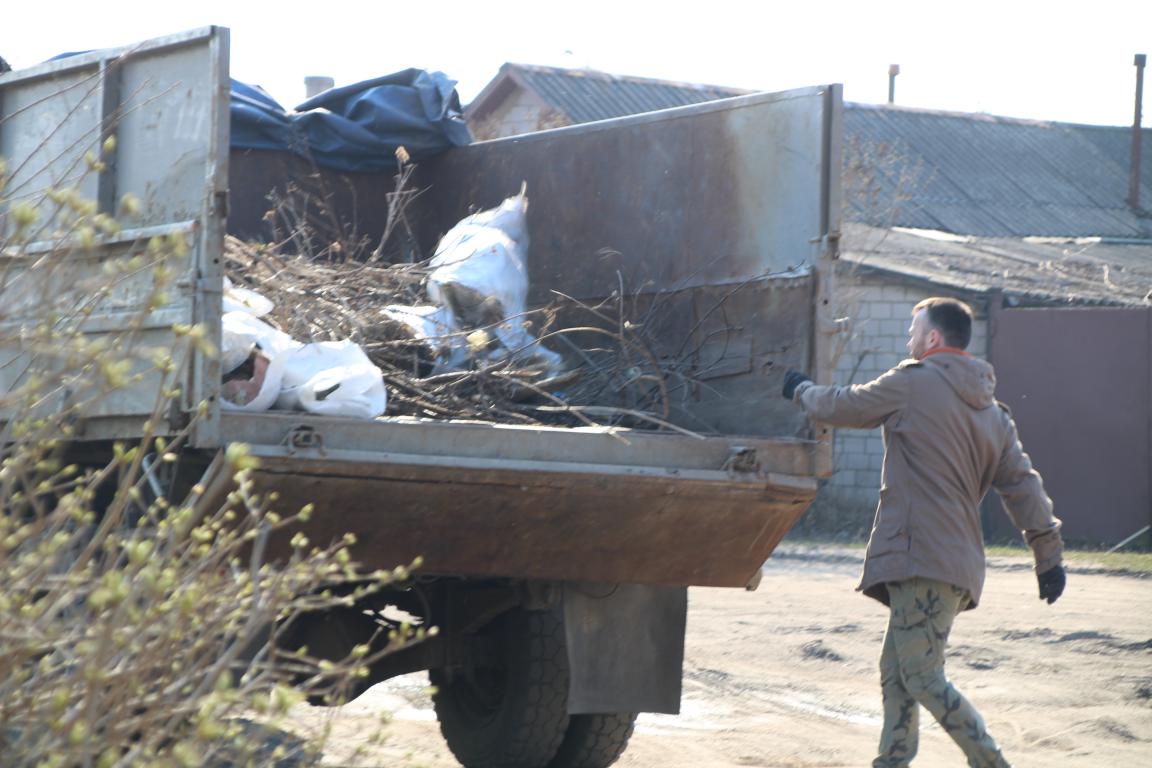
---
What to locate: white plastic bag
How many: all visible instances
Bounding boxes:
[223,276,275,317]
[428,192,529,325]
[221,311,300,357]
[382,304,458,344]
[435,189,530,252]
[382,305,470,372]
[420,189,566,377]
[275,340,387,419]
[219,312,299,412]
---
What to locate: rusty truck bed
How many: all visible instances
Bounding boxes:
[209,412,818,588]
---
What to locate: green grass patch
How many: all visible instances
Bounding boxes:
[987,544,1152,573]
[785,540,1152,574]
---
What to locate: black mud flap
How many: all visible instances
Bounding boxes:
[562,583,687,715]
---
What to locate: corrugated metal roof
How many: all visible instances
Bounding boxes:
[841,223,1152,306]
[506,64,750,124]
[844,104,1152,238]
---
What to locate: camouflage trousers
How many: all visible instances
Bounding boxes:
[872,578,1011,768]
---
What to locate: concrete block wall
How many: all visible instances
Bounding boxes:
[798,274,988,538]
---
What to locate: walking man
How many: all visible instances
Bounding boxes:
[782,297,1066,768]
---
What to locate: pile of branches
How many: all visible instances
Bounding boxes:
[223,236,681,431]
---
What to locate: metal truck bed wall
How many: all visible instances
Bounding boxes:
[230,87,843,440]
[0,28,230,440]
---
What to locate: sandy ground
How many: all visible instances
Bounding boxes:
[288,547,1152,767]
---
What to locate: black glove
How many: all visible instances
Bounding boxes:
[1037,564,1066,604]
[782,369,812,400]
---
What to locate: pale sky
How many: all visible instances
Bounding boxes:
[5,1,1150,127]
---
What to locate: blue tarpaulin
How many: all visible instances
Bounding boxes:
[48,49,470,173]
[230,69,472,173]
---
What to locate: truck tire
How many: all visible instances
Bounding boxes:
[547,712,637,768]
[430,607,569,768]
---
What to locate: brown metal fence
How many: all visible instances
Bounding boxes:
[987,305,1152,547]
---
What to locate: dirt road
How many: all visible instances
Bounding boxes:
[295,548,1152,767]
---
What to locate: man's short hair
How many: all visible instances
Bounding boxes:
[913,297,973,349]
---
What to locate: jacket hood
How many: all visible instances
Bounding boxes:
[922,352,996,409]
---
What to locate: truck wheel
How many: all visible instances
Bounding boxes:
[547,712,637,768]
[430,607,569,768]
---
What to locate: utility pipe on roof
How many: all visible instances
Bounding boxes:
[888,64,900,105]
[1131,54,1146,211]
[304,75,334,99]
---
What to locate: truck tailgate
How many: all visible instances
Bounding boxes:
[215,412,817,588]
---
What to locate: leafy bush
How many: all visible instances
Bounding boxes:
[0,154,413,767]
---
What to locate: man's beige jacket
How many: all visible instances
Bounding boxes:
[794,351,1063,608]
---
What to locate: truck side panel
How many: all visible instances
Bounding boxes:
[0,28,229,442]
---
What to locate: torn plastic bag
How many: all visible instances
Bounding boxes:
[382,305,470,372]
[275,340,387,419]
[428,193,529,327]
[219,312,299,412]
[423,190,566,378]
[440,188,530,244]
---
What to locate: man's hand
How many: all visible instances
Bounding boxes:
[1037,564,1066,604]
[782,369,812,400]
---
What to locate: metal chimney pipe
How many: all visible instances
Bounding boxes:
[304,76,335,99]
[1130,55,1146,211]
[888,64,900,104]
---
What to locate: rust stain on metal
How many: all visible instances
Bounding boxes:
[246,462,814,588]
[412,109,761,300]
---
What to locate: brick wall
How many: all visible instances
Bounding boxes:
[468,89,571,141]
[796,273,988,539]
